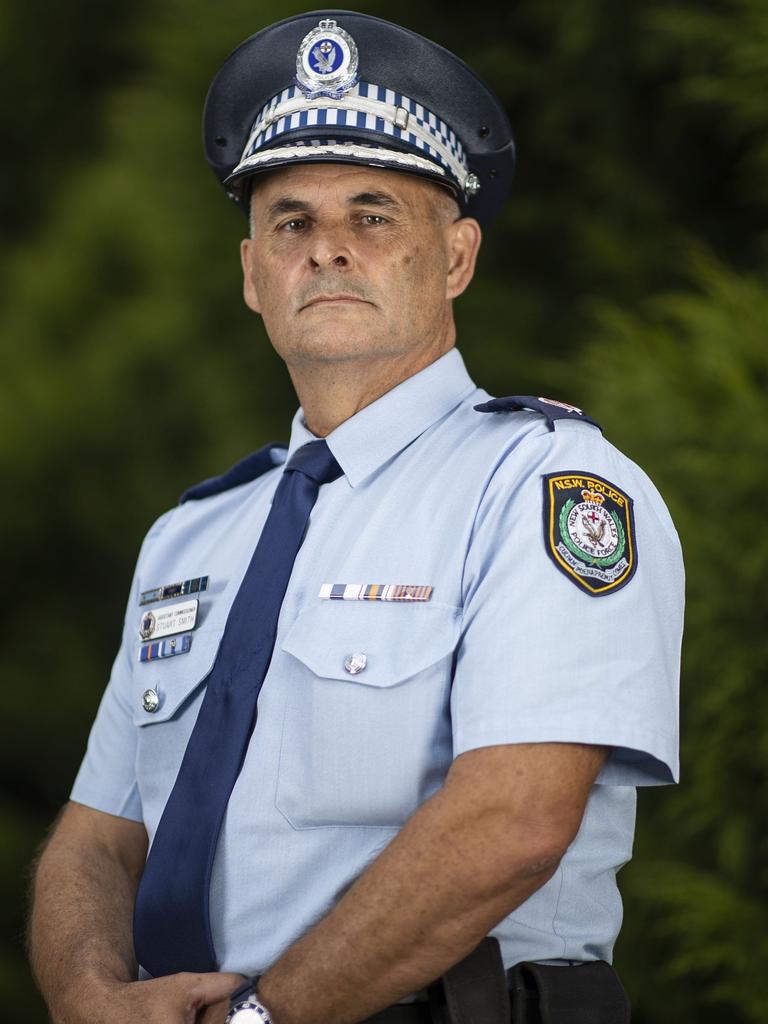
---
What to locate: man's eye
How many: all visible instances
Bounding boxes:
[361,214,387,226]
[281,218,308,232]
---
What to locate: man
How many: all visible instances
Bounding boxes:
[28,11,683,1024]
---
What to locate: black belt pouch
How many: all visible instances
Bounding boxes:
[509,961,630,1024]
[430,937,511,1024]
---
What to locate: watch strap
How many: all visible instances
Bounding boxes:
[229,978,259,1006]
[225,978,273,1024]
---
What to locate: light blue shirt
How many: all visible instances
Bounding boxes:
[71,347,683,978]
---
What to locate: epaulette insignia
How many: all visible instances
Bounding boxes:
[179,443,287,503]
[474,395,601,432]
[543,471,637,596]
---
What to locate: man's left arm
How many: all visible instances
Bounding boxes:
[210,740,606,1024]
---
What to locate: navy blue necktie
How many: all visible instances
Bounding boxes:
[133,440,343,977]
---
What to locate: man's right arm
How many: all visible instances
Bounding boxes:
[28,800,242,1024]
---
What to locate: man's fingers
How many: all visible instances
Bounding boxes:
[185,971,248,1008]
[198,997,230,1024]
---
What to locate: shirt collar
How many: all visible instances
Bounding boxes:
[286,347,477,487]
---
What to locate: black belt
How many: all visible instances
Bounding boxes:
[355,944,631,1024]
[361,938,508,1024]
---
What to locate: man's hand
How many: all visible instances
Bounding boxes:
[197,990,233,1024]
[86,973,242,1024]
[28,801,243,1024]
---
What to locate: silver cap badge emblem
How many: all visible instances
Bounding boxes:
[296,19,359,98]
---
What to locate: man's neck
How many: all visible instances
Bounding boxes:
[287,341,455,437]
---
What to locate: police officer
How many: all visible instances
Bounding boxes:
[28,11,683,1024]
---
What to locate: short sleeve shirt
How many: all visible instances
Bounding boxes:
[71,347,683,976]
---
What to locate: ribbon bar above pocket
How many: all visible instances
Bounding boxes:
[318,583,433,602]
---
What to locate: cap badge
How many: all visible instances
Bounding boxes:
[464,173,481,197]
[296,19,359,98]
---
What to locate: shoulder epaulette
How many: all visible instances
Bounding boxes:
[179,443,288,504]
[474,395,601,432]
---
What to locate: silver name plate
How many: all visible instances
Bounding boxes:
[139,599,198,641]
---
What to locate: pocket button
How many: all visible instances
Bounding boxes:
[343,652,368,675]
[142,688,161,713]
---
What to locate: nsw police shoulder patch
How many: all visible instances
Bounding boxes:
[543,471,637,596]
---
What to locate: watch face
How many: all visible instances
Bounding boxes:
[230,1006,267,1024]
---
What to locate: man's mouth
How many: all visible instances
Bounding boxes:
[300,294,370,310]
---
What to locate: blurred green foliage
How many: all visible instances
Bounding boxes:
[1,0,766,1021]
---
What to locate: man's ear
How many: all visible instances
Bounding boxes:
[445,218,482,301]
[240,239,262,314]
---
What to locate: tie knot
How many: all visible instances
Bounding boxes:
[285,439,343,485]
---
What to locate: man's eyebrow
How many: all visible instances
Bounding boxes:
[265,197,313,221]
[264,195,325,222]
[347,191,403,211]
[263,191,404,221]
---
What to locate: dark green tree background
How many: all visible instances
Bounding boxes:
[1,1,765,1020]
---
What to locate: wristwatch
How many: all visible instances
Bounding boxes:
[224,979,274,1024]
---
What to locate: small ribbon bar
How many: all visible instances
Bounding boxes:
[140,576,209,606]
[139,634,193,663]
[319,583,433,602]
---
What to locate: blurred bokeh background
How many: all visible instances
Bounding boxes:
[2,0,766,1020]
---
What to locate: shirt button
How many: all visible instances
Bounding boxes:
[344,652,368,675]
[142,688,160,713]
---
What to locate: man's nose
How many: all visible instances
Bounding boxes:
[307,225,353,270]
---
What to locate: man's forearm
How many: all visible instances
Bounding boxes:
[259,793,553,1024]
[28,805,145,1019]
[258,743,604,1024]
[29,802,245,1024]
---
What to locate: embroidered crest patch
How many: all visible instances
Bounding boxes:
[543,472,637,596]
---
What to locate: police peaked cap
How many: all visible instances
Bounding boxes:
[203,10,515,224]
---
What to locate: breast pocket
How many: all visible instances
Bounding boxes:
[276,601,461,830]
[131,631,221,822]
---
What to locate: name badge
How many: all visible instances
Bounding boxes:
[139,599,198,641]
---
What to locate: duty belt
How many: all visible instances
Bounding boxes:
[359,939,630,1024]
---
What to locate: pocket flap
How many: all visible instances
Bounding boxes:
[281,601,461,687]
[131,633,220,725]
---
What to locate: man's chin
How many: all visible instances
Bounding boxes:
[279,333,406,365]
